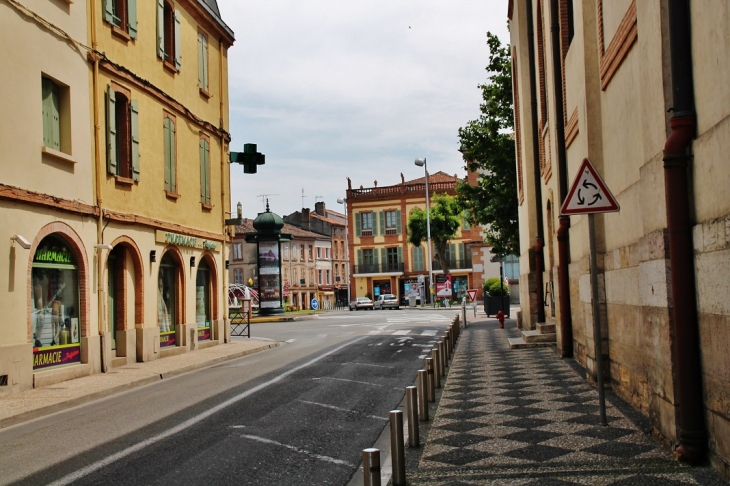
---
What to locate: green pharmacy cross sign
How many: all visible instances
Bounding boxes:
[230,143,265,174]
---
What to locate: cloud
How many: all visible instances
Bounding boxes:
[219,0,510,217]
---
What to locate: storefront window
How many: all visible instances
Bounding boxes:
[158,253,178,347]
[453,276,469,300]
[195,260,211,341]
[31,235,81,370]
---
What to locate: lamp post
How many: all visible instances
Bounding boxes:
[337,197,351,305]
[414,158,433,305]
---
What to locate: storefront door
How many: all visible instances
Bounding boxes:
[195,260,211,341]
[158,253,178,347]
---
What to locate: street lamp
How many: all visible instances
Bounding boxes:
[414,157,433,305]
[337,197,351,305]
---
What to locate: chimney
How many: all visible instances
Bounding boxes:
[315,201,326,216]
[302,208,311,230]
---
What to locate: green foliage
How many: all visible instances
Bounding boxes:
[457,32,519,258]
[483,277,509,296]
[407,193,462,275]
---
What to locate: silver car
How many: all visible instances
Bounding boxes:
[349,297,374,311]
[374,294,400,310]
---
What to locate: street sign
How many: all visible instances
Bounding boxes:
[466,289,478,302]
[311,298,319,310]
[561,158,620,215]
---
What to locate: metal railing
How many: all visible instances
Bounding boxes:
[352,262,405,274]
[432,257,472,271]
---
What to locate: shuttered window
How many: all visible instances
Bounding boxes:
[412,246,424,271]
[42,78,61,151]
[103,0,137,38]
[163,116,176,192]
[198,32,209,91]
[158,0,181,71]
[106,84,139,180]
[199,137,210,205]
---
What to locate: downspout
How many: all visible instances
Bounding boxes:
[550,0,573,357]
[663,0,706,464]
[219,38,229,342]
[526,0,546,324]
[90,0,107,372]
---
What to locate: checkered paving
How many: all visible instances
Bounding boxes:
[409,323,726,485]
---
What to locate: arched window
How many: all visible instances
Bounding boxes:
[195,259,212,341]
[158,252,180,346]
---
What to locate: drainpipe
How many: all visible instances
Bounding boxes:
[219,38,229,342]
[550,0,573,356]
[663,0,706,465]
[526,0,546,325]
[89,0,108,372]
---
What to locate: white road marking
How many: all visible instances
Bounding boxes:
[342,362,394,369]
[393,330,411,335]
[317,377,384,387]
[421,330,437,336]
[285,339,296,343]
[46,336,368,486]
[240,434,354,467]
[298,400,386,421]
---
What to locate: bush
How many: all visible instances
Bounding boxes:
[483,277,509,296]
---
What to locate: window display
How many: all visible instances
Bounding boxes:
[196,260,211,341]
[31,235,81,370]
[158,254,178,347]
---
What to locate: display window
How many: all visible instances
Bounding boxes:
[453,276,469,300]
[31,235,81,370]
[373,280,391,297]
[158,253,178,347]
[195,259,211,341]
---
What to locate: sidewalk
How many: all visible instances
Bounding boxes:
[0,338,279,429]
[407,316,726,485]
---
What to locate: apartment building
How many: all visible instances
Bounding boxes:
[509,0,730,475]
[344,172,484,304]
[0,0,235,394]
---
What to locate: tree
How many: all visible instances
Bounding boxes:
[407,193,462,276]
[457,32,519,258]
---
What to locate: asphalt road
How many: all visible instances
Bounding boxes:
[2,309,460,486]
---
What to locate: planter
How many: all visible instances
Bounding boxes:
[484,294,510,317]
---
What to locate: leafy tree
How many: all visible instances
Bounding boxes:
[407,193,462,276]
[457,32,519,258]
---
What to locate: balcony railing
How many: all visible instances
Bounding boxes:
[352,262,404,274]
[432,257,472,271]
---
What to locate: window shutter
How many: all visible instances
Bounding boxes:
[357,249,362,267]
[200,139,210,204]
[202,35,208,89]
[174,10,182,71]
[42,78,51,147]
[42,78,60,150]
[374,249,379,265]
[128,0,138,39]
[397,246,402,264]
[459,242,465,262]
[130,99,140,181]
[355,213,361,236]
[449,244,456,265]
[198,34,204,88]
[169,119,176,191]
[379,211,385,235]
[396,209,402,234]
[103,0,114,23]
[163,118,171,189]
[204,140,210,204]
[106,85,117,174]
[380,248,386,267]
[156,0,165,59]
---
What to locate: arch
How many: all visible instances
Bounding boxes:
[108,236,144,326]
[27,222,90,343]
[159,245,186,328]
[199,250,219,320]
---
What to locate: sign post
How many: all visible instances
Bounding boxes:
[561,158,620,426]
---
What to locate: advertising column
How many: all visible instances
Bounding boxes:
[258,241,283,314]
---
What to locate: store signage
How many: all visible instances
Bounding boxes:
[436,274,453,298]
[155,231,219,252]
[160,331,176,347]
[34,248,73,264]
[33,344,80,370]
[197,327,211,341]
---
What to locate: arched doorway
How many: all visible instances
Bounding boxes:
[107,238,143,361]
[158,250,183,347]
[195,258,212,341]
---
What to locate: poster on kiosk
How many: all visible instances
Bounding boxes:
[435,274,453,298]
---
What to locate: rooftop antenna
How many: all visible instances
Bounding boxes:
[301,188,307,208]
[256,194,279,209]
[315,196,324,203]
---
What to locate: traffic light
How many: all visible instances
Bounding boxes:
[230,143,265,174]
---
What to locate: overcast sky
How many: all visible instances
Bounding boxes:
[218,1,510,218]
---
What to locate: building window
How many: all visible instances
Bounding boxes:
[412,246,424,271]
[385,211,398,234]
[233,268,243,284]
[300,245,305,261]
[308,245,313,261]
[360,213,373,235]
[386,247,401,271]
[318,269,323,284]
[317,247,322,259]
[106,84,140,181]
[283,245,289,260]
[326,269,331,284]
[157,0,181,71]
[103,0,138,39]
[163,113,177,194]
[198,32,209,93]
[42,77,62,153]
[158,253,180,346]
[199,136,211,206]
[31,235,81,369]
[232,243,242,261]
[462,211,471,230]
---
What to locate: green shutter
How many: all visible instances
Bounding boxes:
[355,212,361,236]
[103,0,114,23]
[169,119,176,191]
[459,242,465,261]
[156,0,165,58]
[198,34,204,89]
[374,249,380,265]
[202,35,208,89]
[41,78,51,147]
[397,246,402,265]
[174,9,182,71]
[130,99,140,181]
[42,78,60,151]
[200,138,210,204]
[379,211,385,235]
[396,209,402,234]
[357,249,362,267]
[449,244,456,263]
[163,118,171,190]
[370,212,376,235]
[380,248,386,268]
[106,85,117,174]
[128,0,138,39]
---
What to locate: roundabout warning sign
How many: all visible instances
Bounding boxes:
[561,158,619,215]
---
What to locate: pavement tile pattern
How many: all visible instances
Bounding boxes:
[409,321,727,485]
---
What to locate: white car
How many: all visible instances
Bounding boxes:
[374,294,400,310]
[349,297,374,311]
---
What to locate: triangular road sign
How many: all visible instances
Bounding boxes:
[561,158,620,215]
[467,289,478,302]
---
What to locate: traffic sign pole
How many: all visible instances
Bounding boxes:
[589,214,608,426]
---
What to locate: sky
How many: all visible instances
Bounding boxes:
[218,0,510,218]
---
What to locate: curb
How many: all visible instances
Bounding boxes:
[0,342,280,430]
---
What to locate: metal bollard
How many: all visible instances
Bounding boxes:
[390,410,406,486]
[431,349,441,389]
[363,448,381,486]
[441,337,449,366]
[462,301,467,328]
[425,358,435,402]
[417,370,429,421]
[444,329,451,360]
[406,386,420,447]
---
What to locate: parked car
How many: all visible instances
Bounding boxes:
[349,297,374,311]
[374,294,400,310]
